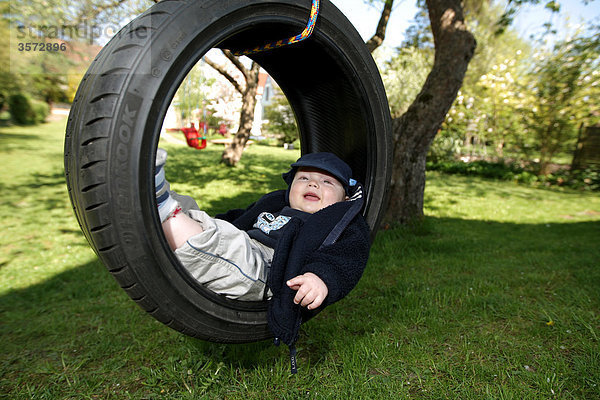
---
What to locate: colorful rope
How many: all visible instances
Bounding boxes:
[233,0,320,56]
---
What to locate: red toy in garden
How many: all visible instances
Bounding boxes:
[180,123,207,150]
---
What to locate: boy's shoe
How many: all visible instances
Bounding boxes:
[155,148,179,222]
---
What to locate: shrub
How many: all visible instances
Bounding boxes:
[8,93,35,125]
[540,168,600,191]
[31,99,50,124]
[427,160,526,179]
[263,93,299,145]
[427,136,462,163]
[426,160,599,191]
[8,93,48,125]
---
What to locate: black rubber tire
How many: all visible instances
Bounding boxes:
[64,0,392,343]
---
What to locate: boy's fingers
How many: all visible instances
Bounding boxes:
[287,276,305,288]
[307,295,323,310]
[294,286,311,305]
[299,291,315,307]
[286,275,327,310]
[287,274,327,309]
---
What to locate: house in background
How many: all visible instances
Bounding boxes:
[252,71,274,137]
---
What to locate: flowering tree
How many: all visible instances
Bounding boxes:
[522,29,600,174]
[379,47,432,119]
[440,48,532,161]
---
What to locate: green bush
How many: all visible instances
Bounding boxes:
[427,160,525,179]
[7,93,48,125]
[263,92,299,145]
[426,160,599,191]
[8,93,35,125]
[539,168,600,191]
[31,99,50,124]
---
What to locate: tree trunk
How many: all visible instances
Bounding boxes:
[222,63,260,166]
[204,50,261,166]
[538,122,557,175]
[383,0,476,225]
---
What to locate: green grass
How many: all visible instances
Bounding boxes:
[1,119,599,399]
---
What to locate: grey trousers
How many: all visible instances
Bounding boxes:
[171,192,273,301]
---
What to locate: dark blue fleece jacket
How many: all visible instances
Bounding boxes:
[215,187,371,349]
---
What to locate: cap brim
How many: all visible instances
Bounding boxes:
[290,161,348,187]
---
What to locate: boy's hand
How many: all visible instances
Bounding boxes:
[287,273,328,310]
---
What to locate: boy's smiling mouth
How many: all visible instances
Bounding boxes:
[303,192,320,201]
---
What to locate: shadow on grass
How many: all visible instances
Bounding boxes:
[161,145,293,214]
[2,169,68,214]
[165,146,289,184]
[300,216,600,362]
[0,131,45,153]
[0,259,280,394]
[1,216,599,393]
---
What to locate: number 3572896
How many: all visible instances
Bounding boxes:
[17,42,67,52]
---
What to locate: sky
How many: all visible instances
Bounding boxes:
[511,0,600,41]
[330,0,418,48]
[330,0,600,49]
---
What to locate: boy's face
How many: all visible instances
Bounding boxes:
[289,167,348,214]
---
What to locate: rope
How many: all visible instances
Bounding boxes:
[233,0,320,56]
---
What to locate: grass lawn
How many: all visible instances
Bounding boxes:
[1,118,599,399]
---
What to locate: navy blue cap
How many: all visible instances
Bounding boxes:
[282,152,357,193]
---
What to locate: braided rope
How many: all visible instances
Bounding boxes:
[233,0,320,56]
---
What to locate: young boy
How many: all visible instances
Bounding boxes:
[155,150,371,359]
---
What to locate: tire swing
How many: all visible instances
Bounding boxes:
[64,0,392,344]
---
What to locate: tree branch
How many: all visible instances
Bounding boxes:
[418,0,476,137]
[366,0,394,53]
[203,56,244,94]
[92,0,130,16]
[406,0,475,149]
[73,0,129,26]
[222,49,250,81]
